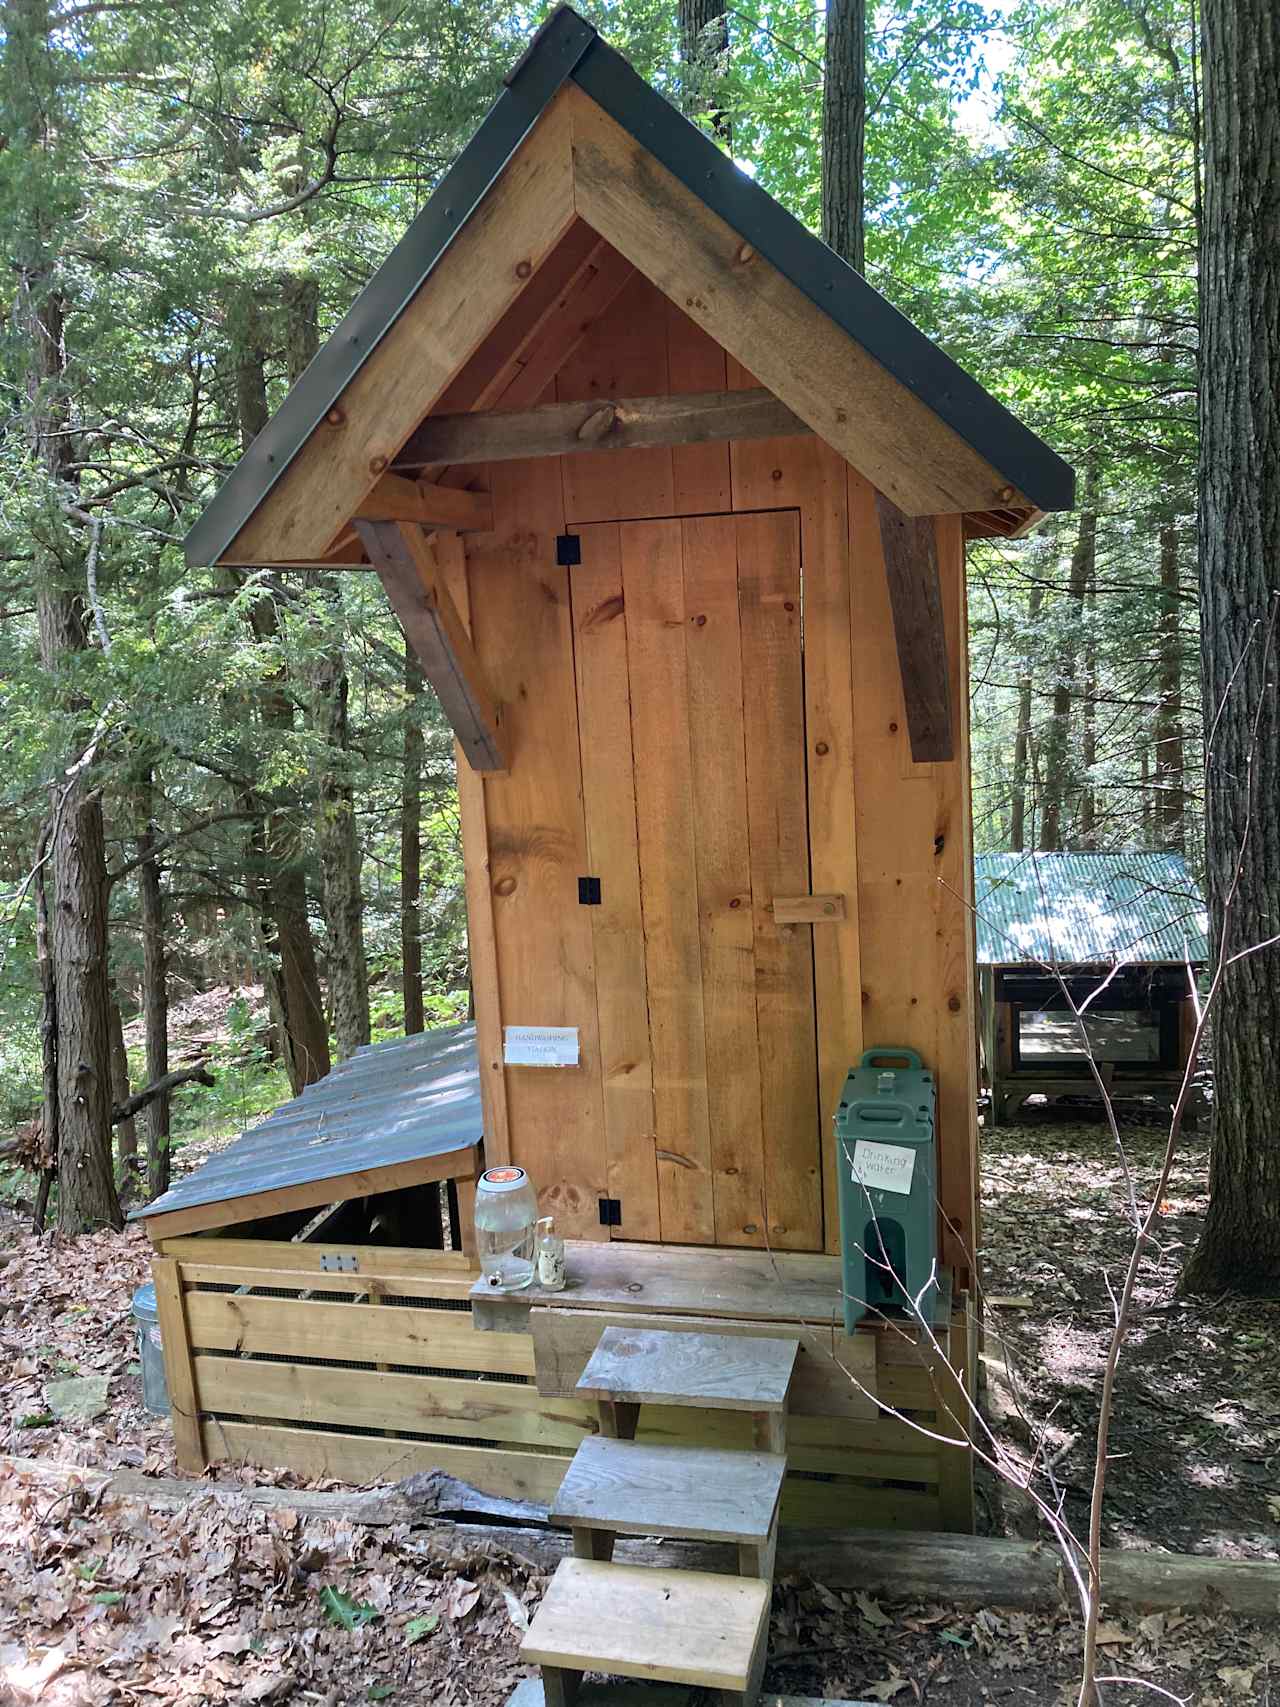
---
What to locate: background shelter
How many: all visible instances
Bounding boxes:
[975,851,1209,1125]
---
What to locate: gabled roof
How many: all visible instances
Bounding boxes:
[974,852,1210,968]
[186,6,1072,570]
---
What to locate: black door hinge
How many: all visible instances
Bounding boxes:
[556,533,581,566]
[578,875,602,905]
[598,1197,622,1227]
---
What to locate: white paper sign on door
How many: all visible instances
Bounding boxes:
[850,1139,916,1196]
[503,1026,580,1067]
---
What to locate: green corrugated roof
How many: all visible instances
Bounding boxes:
[974,852,1209,967]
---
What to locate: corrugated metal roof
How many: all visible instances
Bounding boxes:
[133,1022,482,1222]
[974,852,1210,967]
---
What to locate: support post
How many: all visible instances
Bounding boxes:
[874,494,954,762]
[151,1257,205,1472]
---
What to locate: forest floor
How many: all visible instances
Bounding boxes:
[0,1108,1277,1705]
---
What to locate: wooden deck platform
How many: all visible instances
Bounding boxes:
[470,1239,951,1332]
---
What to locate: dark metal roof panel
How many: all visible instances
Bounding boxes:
[132,1023,483,1222]
[974,852,1210,967]
[184,6,1074,570]
[183,6,597,569]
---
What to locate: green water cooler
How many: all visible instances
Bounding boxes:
[834,1048,939,1331]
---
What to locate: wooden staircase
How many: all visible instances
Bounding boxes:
[518,1326,800,1705]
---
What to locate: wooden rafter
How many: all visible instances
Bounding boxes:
[394,387,808,471]
[875,494,954,763]
[354,473,493,531]
[355,520,508,772]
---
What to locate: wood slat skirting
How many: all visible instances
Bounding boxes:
[159,1237,477,1275]
[192,1353,941,1479]
[205,1422,943,1531]
[183,1290,535,1377]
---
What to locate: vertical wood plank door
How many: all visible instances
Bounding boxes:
[570,512,822,1250]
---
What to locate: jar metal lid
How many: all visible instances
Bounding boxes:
[479,1166,530,1192]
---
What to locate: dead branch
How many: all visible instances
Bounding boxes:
[110,1064,214,1125]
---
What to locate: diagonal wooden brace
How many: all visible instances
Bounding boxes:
[356,520,507,772]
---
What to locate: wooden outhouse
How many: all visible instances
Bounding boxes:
[161,5,1074,1532]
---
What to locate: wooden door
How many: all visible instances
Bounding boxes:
[570,511,822,1251]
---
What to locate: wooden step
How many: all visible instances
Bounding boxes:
[552,1437,785,1546]
[521,1557,770,1692]
[575,1326,799,1413]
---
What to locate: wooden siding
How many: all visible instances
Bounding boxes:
[447,279,976,1262]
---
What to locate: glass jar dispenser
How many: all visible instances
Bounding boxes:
[474,1166,539,1291]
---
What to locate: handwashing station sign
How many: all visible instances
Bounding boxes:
[503,1026,580,1067]
[850,1139,916,1197]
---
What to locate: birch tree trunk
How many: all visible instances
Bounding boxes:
[1183,0,1280,1296]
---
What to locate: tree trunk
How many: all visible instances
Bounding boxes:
[1183,0,1280,1296]
[235,294,331,1093]
[402,638,426,1036]
[1009,582,1044,851]
[310,595,371,1059]
[678,0,728,137]
[1039,492,1097,851]
[8,0,119,1235]
[1079,568,1098,847]
[33,820,57,1230]
[108,986,137,1174]
[822,0,867,272]
[291,276,369,1063]
[136,773,172,1200]
[1153,521,1186,852]
[54,789,121,1232]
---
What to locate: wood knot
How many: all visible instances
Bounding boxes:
[494,875,517,898]
[325,407,345,427]
[814,740,829,756]
[368,454,388,475]
[515,258,532,279]
[577,403,617,444]
[949,994,962,1012]
[889,720,899,734]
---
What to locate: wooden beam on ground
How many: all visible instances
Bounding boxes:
[355,521,507,773]
[10,1457,1280,1620]
[874,494,954,763]
[354,473,493,532]
[394,388,808,471]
